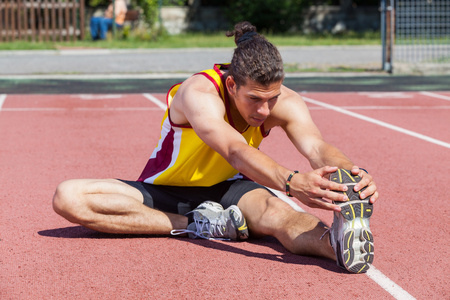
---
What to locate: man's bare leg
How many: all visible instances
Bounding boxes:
[237,189,335,260]
[52,179,187,234]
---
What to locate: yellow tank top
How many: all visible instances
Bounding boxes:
[138,64,269,186]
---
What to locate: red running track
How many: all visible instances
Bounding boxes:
[1,91,449,299]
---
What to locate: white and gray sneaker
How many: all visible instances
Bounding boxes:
[329,169,374,273]
[171,201,249,241]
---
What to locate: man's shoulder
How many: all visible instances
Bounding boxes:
[276,85,305,109]
[280,84,300,98]
[172,74,225,112]
[266,85,307,128]
[179,73,222,96]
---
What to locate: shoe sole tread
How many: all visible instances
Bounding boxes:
[330,169,374,273]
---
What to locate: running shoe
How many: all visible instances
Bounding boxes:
[329,169,374,273]
[171,201,249,241]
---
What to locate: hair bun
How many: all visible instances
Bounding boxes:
[237,31,258,44]
[226,21,258,46]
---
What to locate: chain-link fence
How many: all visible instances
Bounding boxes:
[396,0,450,62]
[382,0,450,74]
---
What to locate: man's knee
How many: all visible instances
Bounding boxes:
[258,196,322,239]
[250,195,294,235]
[264,196,294,223]
[52,179,86,223]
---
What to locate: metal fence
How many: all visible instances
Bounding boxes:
[381,0,395,72]
[395,0,450,63]
[381,0,449,72]
[0,0,85,42]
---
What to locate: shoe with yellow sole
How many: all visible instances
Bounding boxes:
[329,169,374,273]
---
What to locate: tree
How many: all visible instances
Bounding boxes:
[224,0,312,33]
[132,0,159,28]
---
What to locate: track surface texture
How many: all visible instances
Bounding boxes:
[1,90,449,299]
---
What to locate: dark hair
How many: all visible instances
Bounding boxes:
[226,21,284,88]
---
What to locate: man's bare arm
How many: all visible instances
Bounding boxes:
[171,76,289,191]
[272,88,379,207]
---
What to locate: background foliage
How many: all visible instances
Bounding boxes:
[223,0,313,33]
[87,0,381,37]
[133,0,159,28]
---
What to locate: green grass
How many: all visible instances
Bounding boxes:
[266,31,381,46]
[283,63,381,73]
[0,31,381,50]
[435,56,450,63]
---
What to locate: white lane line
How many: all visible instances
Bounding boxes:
[75,107,162,111]
[72,94,124,100]
[270,187,416,299]
[303,96,450,149]
[304,95,430,297]
[0,94,6,110]
[267,188,305,212]
[358,92,413,99]
[143,93,167,110]
[3,108,66,112]
[366,266,416,300]
[308,105,450,110]
[270,186,417,300]
[1,107,162,112]
[420,91,450,101]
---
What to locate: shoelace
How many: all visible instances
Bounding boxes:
[170,218,210,239]
[170,213,229,240]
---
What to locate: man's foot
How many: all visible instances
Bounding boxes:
[329,169,374,273]
[171,201,249,241]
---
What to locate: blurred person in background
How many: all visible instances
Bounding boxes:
[90,0,127,40]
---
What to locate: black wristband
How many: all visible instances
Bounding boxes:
[286,171,299,197]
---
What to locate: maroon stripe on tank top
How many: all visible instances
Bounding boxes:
[137,127,175,181]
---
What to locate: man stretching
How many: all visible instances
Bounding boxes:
[53,21,378,273]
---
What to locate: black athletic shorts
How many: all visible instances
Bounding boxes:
[119,179,275,215]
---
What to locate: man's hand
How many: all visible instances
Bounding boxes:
[350,166,379,204]
[289,166,379,212]
[289,166,349,212]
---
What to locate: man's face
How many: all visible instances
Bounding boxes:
[227,77,282,127]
